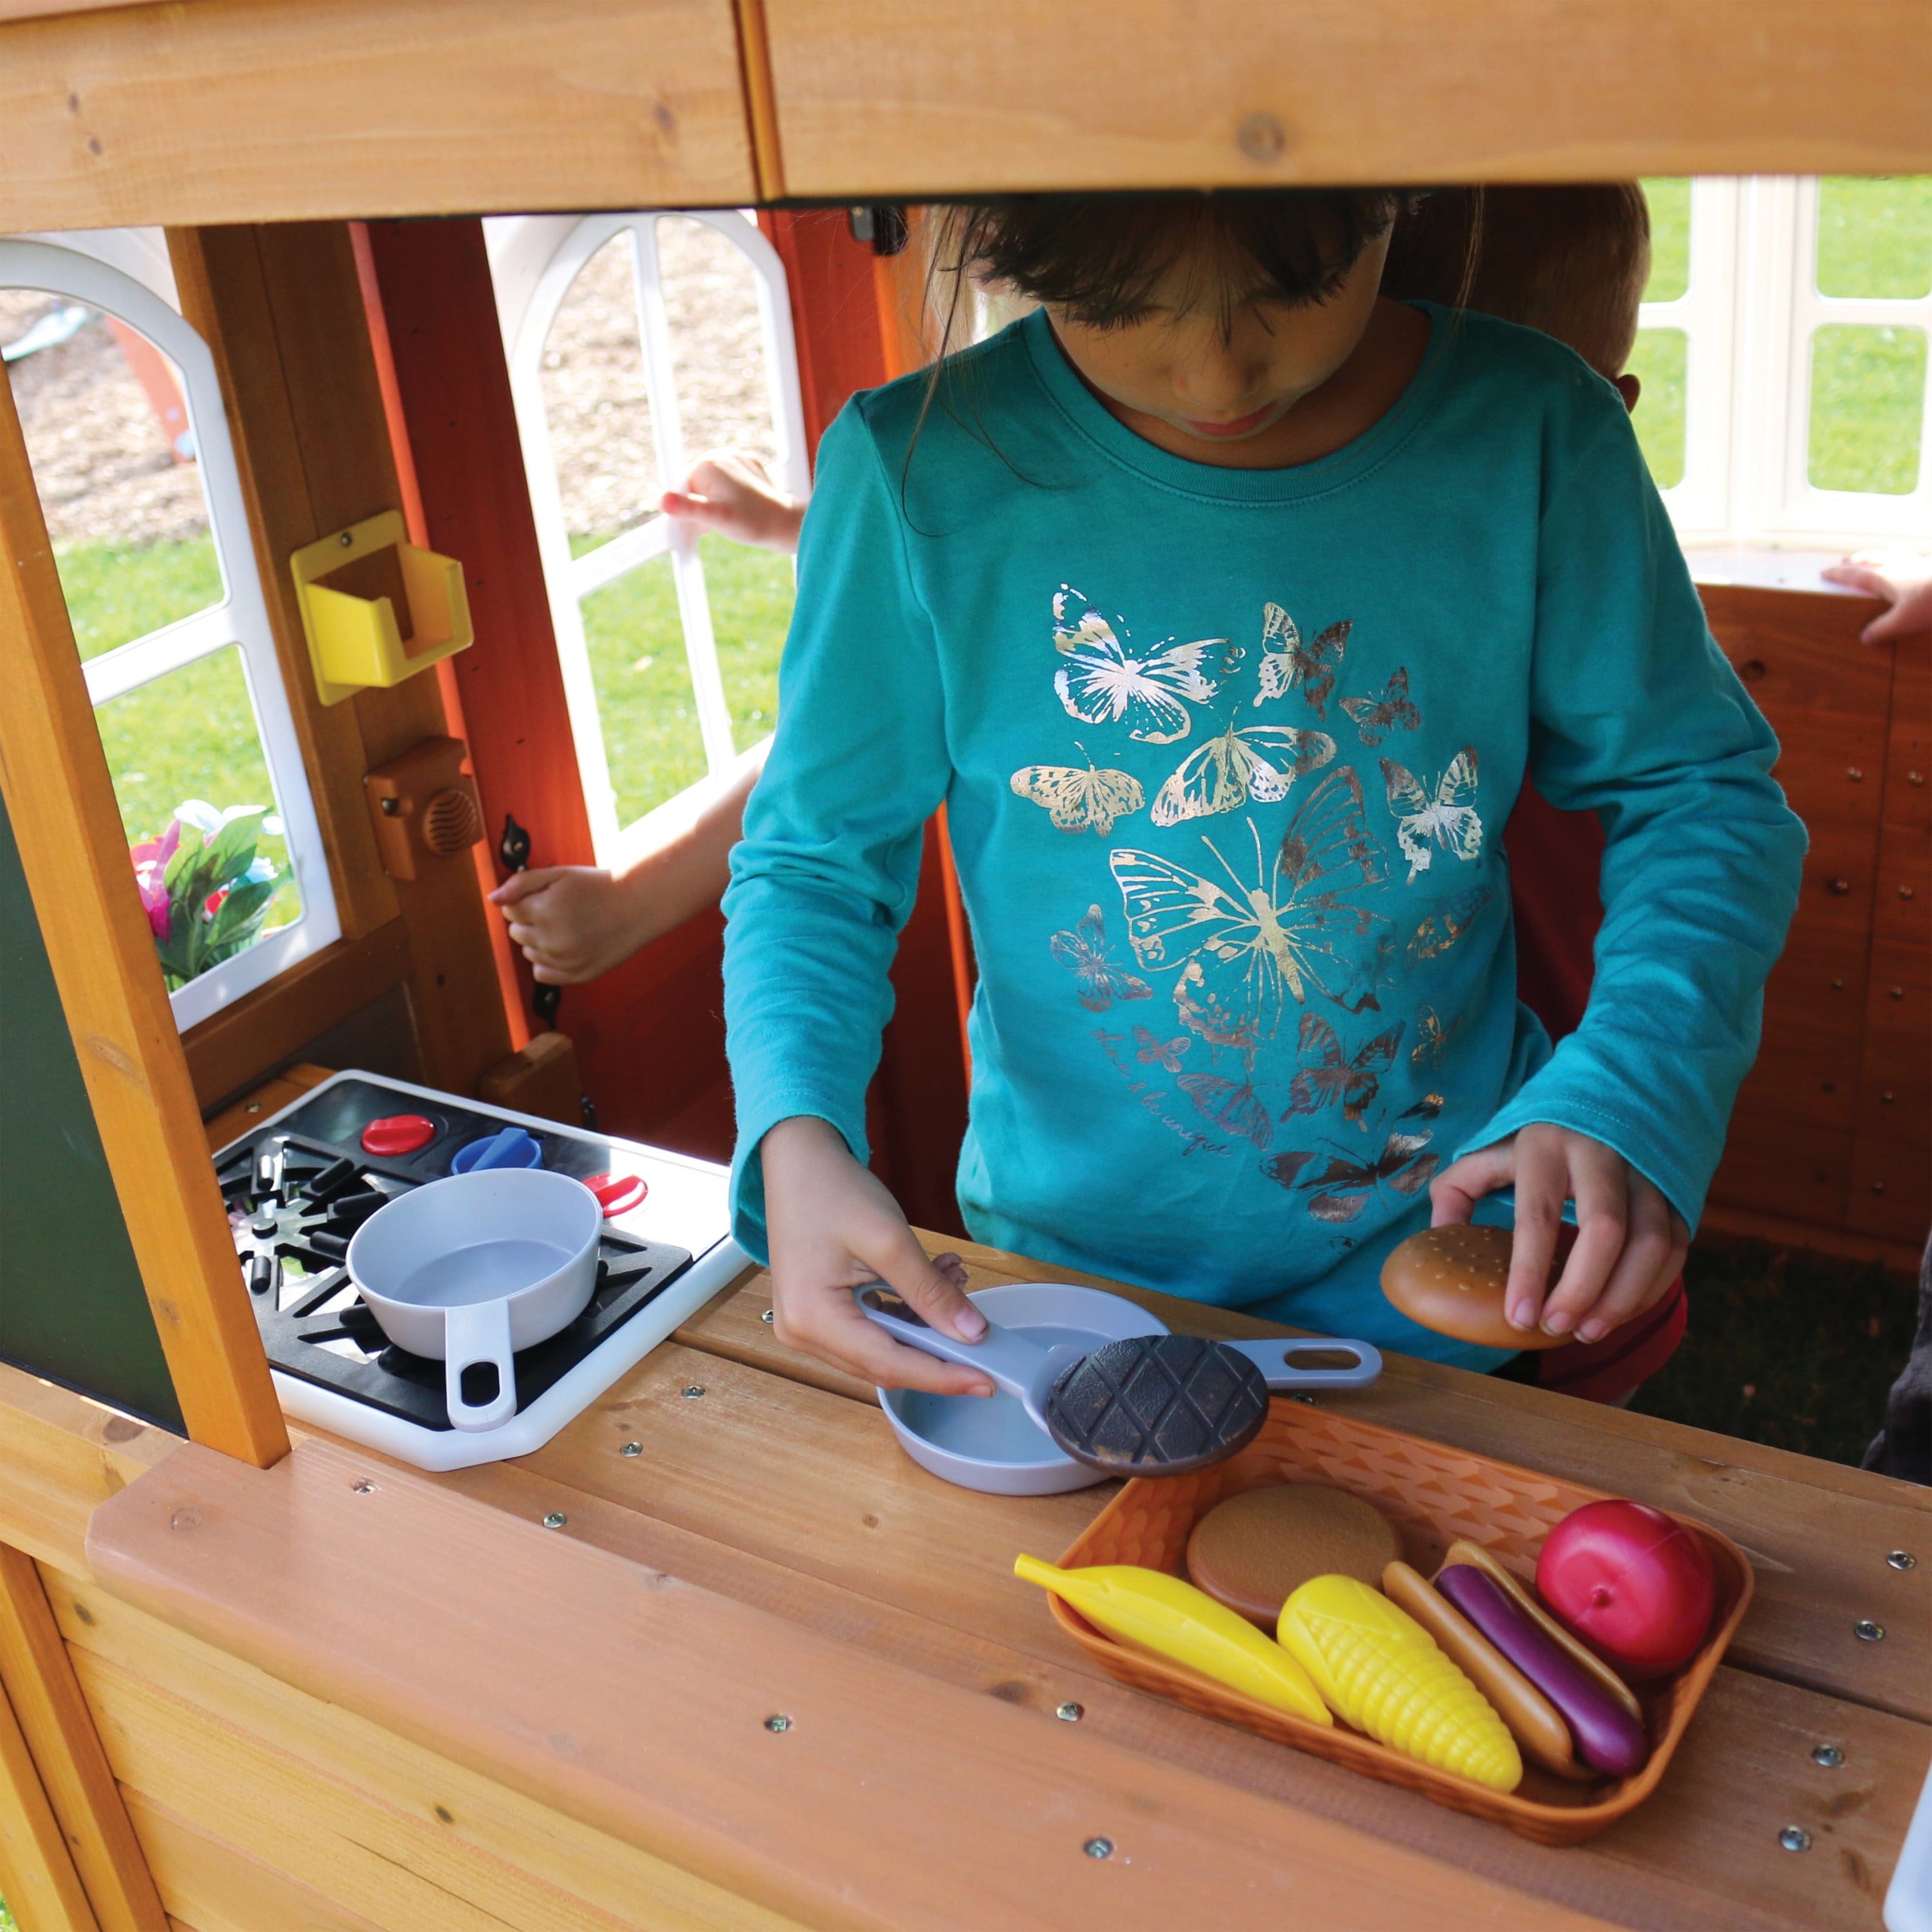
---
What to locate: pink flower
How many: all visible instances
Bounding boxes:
[129,820,181,940]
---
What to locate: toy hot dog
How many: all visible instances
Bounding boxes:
[1435,1564,1649,1778]
[1381,1561,1589,1780]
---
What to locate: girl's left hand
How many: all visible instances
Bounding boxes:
[1429,1123,1690,1343]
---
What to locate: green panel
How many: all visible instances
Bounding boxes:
[0,786,183,1432]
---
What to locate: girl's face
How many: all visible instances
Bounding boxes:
[1045,231,1408,468]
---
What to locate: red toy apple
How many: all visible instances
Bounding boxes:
[1536,1500,1714,1679]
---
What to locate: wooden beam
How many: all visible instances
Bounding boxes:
[180,919,409,1113]
[0,1546,167,1932]
[762,0,1932,196]
[0,1668,98,1932]
[0,0,753,233]
[732,0,786,198]
[0,367,289,1471]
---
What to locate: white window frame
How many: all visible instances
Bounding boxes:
[487,211,808,864]
[0,235,341,1029]
[1643,176,1932,564]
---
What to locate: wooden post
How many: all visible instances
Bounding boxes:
[0,366,290,1470]
[0,1672,97,1932]
[0,1546,167,1932]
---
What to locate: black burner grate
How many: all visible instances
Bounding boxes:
[213,1081,694,1431]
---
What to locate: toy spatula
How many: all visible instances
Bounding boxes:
[854,1286,1381,1476]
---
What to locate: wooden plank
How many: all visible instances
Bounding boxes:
[180,921,408,1113]
[0,1668,99,1932]
[0,1547,166,1932]
[673,1253,1932,1723]
[1697,1204,1924,1284]
[199,1064,334,1158]
[86,1437,1627,1932]
[0,366,289,1472]
[0,0,753,233]
[762,0,1932,197]
[732,0,784,198]
[0,1365,178,1578]
[55,1509,1904,1932]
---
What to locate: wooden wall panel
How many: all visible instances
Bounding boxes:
[759,0,1932,198]
[0,0,753,233]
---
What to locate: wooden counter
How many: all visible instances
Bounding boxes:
[0,1232,1908,1932]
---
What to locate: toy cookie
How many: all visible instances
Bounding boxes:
[1186,1484,1403,1626]
[1380,1224,1572,1350]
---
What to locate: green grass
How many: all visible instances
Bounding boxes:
[1818,176,1932,298]
[1808,323,1926,493]
[1631,1243,1915,1468]
[55,537,223,662]
[1627,327,1687,489]
[574,529,793,826]
[1640,176,1690,303]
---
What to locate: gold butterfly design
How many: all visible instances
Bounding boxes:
[1049,904,1152,1013]
[1382,748,1482,884]
[1410,1005,1466,1066]
[1253,605,1350,719]
[1177,1071,1274,1150]
[1150,719,1335,827]
[1405,887,1495,967]
[1132,1025,1189,1072]
[1010,746,1145,834]
[1340,667,1422,747]
[1110,768,1394,1052]
[1052,585,1220,745]
[1284,1014,1405,1126]
[1261,1129,1439,1222]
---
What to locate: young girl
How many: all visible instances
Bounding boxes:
[719,189,1804,1397]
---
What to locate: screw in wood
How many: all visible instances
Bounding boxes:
[1891,986,1906,998]
[1235,112,1287,161]
[1829,878,1852,895]
[1084,1837,1115,1859]
[764,1714,791,1732]
[542,1512,567,1530]
[352,1479,375,1495]
[1056,1702,1084,1722]
[1909,771,1925,786]
[1855,1619,1885,1641]
[1812,1745,1844,1768]
[761,1309,775,1323]
[1900,886,1917,900]
[683,1385,706,1399]
[1871,1182,1886,1195]
[339,530,354,546]
[620,1441,642,1457]
[1848,767,1863,780]
[1888,1551,1917,1570]
[1779,1826,1812,1852]
[1830,977,1845,989]
[169,1507,202,1531]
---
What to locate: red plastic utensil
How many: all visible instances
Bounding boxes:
[584,1171,647,1217]
[361,1113,437,1157]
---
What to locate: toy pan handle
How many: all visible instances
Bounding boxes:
[1223,1336,1383,1390]
[851,1285,1077,1413]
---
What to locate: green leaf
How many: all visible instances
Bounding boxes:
[162,824,205,891]
[205,810,267,885]
[207,878,274,942]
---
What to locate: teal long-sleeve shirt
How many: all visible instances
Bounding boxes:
[722,304,1806,1368]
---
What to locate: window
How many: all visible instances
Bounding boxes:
[488,212,808,860]
[1634,176,1931,557]
[1,234,340,1028]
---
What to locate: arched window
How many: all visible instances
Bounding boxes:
[1,233,341,1028]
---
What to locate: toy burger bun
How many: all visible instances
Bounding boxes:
[1381,1561,1589,1780]
[1186,1484,1402,1627]
[1380,1224,1573,1350]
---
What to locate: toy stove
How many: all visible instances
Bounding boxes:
[212,1069,746,1470]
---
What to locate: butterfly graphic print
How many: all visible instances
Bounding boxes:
[1111,767,1394,1051]
[1253,605,1350,718]
[1133,1026,1189,1072]
[1050,904,1152,1012]
[1177,1072,1273,1150]
[1340,667,1422,748]
[1052,585,1220,744]
[1262,1129,1439,1222]
[1382,748,1482,884]
[1410,1005,1466,1066]
[1010,749,1145,834]
[1284,1015,1404,1126]
[1150,719,1335,827]
[1405,886,1495,967]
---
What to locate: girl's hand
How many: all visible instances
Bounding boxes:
[1821,546,1932,645]
[489,866,641,984]
[661,451,806,556]
[1429,1123,1689,1344]
[760,1115,992,1394]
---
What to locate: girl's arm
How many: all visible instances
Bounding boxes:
[722,406,991,1392]
[1437,390,1807,1336]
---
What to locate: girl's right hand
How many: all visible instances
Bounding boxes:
[489,866,640,984]
[759,1115,994,1394]
[661,451,806,556]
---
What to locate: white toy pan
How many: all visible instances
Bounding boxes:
[876,1282,1168,1495]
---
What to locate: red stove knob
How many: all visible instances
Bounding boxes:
[585,1171,647,1217]
[361,1113,437,1157]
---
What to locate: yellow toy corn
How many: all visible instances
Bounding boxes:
[1277,1574,1522,1792]
[1014,1555,1330,1725]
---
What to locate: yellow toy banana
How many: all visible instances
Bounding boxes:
[1014,1555,1329,1725]
[1277,1574,1522,1791]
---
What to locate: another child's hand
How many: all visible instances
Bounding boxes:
[1821,547,1932,645]
[759,1115,991,1394]
[1429,1123,1689,1344]
[488,866,641,985]
[661,450,806,555]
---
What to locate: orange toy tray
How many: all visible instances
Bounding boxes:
[1049,1398,1754,1845]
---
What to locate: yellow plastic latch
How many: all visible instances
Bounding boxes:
[290,509,473,706]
